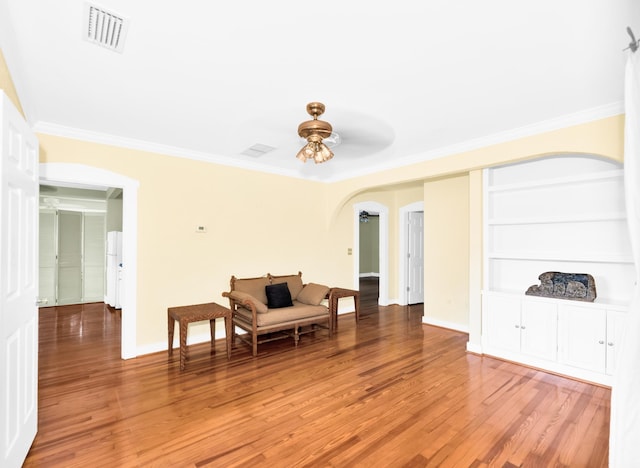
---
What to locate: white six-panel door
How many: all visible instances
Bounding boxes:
[0,92,39,467]
[407,211,424,305]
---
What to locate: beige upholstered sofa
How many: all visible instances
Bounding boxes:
[222,272,333,356]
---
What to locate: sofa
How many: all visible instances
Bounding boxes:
[222,272,333,356]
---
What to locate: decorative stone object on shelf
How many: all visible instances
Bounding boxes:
[525,271,597,302]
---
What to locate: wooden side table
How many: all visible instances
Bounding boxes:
[328,288,360,332]
[168,302,232,371]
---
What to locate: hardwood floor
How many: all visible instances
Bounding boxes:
[25,286,609,467]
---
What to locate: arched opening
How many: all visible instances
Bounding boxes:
[39,163,139,359]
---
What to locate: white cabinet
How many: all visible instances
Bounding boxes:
[483,293,557,363]
[483,291,627,385]
[558,303,626,376]
[606,310,626,375]
[521,299,557,362]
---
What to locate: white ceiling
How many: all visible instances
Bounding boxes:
[1,0,636,182]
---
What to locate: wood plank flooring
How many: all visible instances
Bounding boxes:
[24,281,610,467]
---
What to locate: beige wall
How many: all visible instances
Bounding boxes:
[424,174,470,328]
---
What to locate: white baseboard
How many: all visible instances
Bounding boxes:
[421,316,469,334]
[466,341,483,354]
[137,325,228,357]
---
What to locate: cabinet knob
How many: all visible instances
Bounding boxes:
[608,342,614,347]
[515,324,520,328]
[598,340,605,345]
[521,326,526,330]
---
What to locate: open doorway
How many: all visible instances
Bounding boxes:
[358,210,380,304]
[39,185,122,307]
[353,202,389,305]
[40,163,139,360]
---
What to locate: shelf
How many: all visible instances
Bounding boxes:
[487,169,623,194]
[482,290,630,309]
[487,212,627,226]
[487,251,634,264]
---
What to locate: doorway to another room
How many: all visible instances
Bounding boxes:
[358,209,379,305]
[39,185,123,307]
[353,202,389,306]
[39,163,139,360]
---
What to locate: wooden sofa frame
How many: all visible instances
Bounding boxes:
[222,273,334,356]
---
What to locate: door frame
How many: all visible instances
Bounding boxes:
[399,201,424,305]
[39,163,139,360]
[353,202,389,305]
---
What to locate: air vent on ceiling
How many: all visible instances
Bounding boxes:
[241,144,276,157]
[83,2,129,53]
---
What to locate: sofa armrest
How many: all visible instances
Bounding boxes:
[222,290,268,314]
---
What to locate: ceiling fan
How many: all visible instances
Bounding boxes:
[296,102,334,164]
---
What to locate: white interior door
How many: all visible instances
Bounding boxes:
[0,92,39,466]
[407,211,424,305]
[57,210,82,305]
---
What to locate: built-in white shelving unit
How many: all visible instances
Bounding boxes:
[482,155,633,386]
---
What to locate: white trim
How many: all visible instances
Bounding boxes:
[326,103,624,182]
[466,341,483,354]
[398,201,424,305]
[421,316,469,334]
[39,163,139,360]
[34,122,310,181]
[353,202,389,305]
[32,102,623,184]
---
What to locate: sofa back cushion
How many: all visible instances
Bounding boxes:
[268,272,304,300]
[232,275,270,304]
[297,283,330,305]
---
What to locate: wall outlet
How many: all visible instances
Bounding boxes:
[196,225,207,233]
[347,248,352,255]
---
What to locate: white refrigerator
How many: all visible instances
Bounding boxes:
[106,231,122,309]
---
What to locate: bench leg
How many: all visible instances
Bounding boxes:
[252,331,258,357]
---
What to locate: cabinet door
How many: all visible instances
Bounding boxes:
[606,310,627,376]
[484,294,521,353]
[521,300,557,361]
[558,304,606,373]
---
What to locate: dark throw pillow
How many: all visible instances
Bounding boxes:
[265,282,293,309]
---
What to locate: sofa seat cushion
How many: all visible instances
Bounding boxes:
[235,301,328,327]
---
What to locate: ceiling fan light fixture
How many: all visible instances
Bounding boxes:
[296,102,334,164]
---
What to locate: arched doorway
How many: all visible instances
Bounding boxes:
[40,163,139,359]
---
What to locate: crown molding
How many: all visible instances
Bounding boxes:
[33,101,624,184]
[33,121,307,180]
[327,101,625,182]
